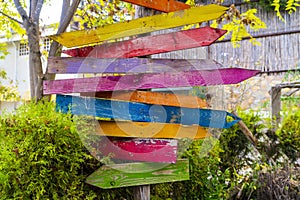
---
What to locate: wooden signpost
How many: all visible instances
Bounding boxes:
[86,159,189,189]
[44,2,261,198]
[95,121,210,139]
[62,27,227,58]
[122,0,190,13]
[55,94,241,128]
[49,4,227,47]
[44,68,260,94]
[94,137,178,163]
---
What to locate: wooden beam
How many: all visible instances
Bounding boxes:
[43,68,260,94]
[93,137,178,163]
[55,94,241,128]
[271,86,281,125]
[81,90,207,108]
[47,57,223,74]
[61,27,227,58]
[86,159,189,189]
[122,0,190,13]
[49,5,228,47]
[95,121,210,139]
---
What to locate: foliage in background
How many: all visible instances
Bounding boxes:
[73,0,134,30]
[0,69,19,101]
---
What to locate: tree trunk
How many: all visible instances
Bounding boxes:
[26,23,43,100]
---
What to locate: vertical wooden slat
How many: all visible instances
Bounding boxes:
[271,86,281,126]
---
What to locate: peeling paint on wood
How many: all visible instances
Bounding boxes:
[55,94,241,128]
[49,5,228,48]
[122,0,190,12]
[95,121,210,139]
[86,159,189,189]
[94,137,178,163]
[81,90,207,108]
[44,68,260,94]
[61,27,227,58]
[47,57,223,74]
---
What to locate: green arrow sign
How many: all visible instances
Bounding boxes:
[86,159,189,189]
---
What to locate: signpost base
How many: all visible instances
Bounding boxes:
[133,185,150,200]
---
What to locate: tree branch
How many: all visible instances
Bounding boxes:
[57,0,81,34]
[13,0,29,21]
[0,10,23,25]
[33,0,44,22]
[29,0,36,19]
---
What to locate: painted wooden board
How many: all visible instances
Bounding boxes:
[86,159,189,189]
[44,68,261,94]
[55,94,241,128]
[122,0,190,12]
[61,27,227,58]
[81,90,207,108]
[47,57,223,74]
[49,5,228,48]
[94,137,178,163]
[96,121,210,139]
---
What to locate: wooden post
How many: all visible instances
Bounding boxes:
[271,86,281,126]
[133,185,150,200]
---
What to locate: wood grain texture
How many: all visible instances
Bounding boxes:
[96,121,210,139]
[47,57,223,74]
[44,68,260,94]
[81,90,207,108]
[94,137,178,163]
[49,5,228,47]
[122,0,190,12]
[86,159,189,189]
[61,27,227,58]
[55,94,241,128]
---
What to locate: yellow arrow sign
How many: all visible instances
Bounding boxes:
[50,4,227,48]
[95,121,210,139]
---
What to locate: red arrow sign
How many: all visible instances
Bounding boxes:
[122,0,190,12]
[62,27,226,58]
[92,137,178,163]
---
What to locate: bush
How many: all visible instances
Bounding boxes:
[0,100,132,199]
[276,108,300,162]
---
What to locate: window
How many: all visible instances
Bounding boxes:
[19,43,29,56]
[43,38,51,52]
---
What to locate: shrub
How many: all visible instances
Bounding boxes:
[276,108,300,162]
[0,100,132,199]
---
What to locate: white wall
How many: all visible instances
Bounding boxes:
[0,41,31,100]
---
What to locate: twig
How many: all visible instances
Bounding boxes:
[0,10,23,25]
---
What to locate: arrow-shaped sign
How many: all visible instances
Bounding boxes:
[95,121,210,139]
[82,90,207,108]
[47,57,222,74]
[49,5,227,47]
[56,94,240,128]
[92,137,178,163]
[122,0,190,12]
[62,27,227,58]
[44,68,260,94]
[86,159,189,189]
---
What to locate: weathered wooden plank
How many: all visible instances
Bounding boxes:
[94,137,178,163]
[122,0,190,12]
[44,68,260,94]
[55,94,241,128]
[47,57,223,74]
[86,159,189,189]
[96,121,210,139]
[49,5,228,48]
[82,90,207,108]
[61,27,227,58]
